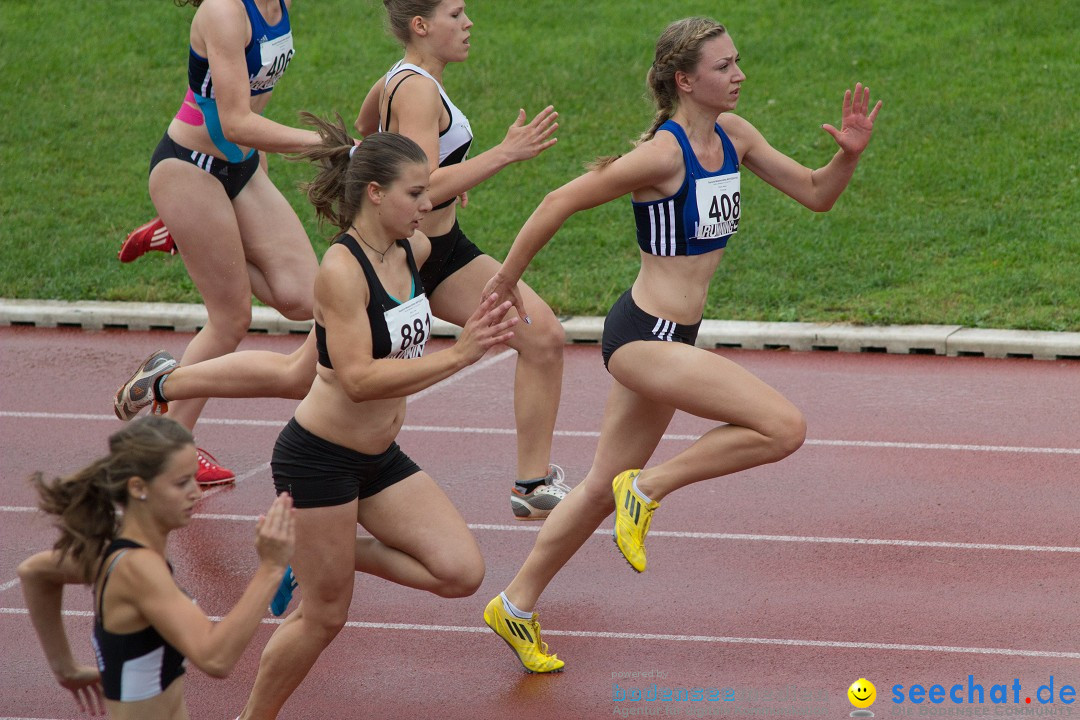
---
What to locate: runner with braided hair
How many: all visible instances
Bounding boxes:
[482,16,882,673]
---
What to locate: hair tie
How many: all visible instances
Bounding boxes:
[349,144,358,159]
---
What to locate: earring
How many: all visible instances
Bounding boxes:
[139,495,147,501]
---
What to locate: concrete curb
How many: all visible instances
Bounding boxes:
[3,298,1080,361]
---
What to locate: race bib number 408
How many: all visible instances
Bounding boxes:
[385,294,431,360]
[694,171,740,240]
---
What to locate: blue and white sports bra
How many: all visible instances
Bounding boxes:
[187,0,295,162]
[380,61,473,210]
[632,119,741,256]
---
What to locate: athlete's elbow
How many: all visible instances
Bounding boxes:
[341,374,385,403]
[17,552,57,584]
[195,656,234,679]
[540,188,576,215]
[806,195,836,213]
[219,114,253,147]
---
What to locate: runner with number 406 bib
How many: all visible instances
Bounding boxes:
[114,0,328,488]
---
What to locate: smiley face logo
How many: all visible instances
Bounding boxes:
[848,678,876,709]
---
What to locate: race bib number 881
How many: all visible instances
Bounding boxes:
[385,294,431,360]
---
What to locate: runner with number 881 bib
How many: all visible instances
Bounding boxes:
[236,121,520,719]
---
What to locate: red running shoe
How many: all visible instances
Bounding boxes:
[196,448,236,487]
[118,217,176,263]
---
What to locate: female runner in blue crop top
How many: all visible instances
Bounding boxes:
[17,416,294,719]
[124,0,331,487]
[479,17,882,672]
[353,0,571,522]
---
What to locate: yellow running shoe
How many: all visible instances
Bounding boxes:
[483,596,565,673]
[612,469,659,573]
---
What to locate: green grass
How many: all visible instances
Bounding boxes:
[2,0,1078,328]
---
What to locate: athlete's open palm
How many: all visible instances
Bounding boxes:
[498,106,559,163]
[254,493,295,570]
[822,82,882,156]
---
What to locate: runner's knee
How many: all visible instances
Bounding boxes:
[515,308,565,361]
[763,406,806,461]
[429,552,485,599]
[272,289,314,322]
[299,593,351,640]
[204,311,252,345]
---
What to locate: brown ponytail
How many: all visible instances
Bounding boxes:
[32,416,194,582]
[294,112,428,231]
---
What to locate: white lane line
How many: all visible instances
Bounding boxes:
[408,348,515,402]
[0,607,1076,660]
[6,508,1079,555]
[3,412,1080,456]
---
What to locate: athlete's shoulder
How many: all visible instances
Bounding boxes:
[194,0,250,23]
[192,0,251,46]
[404,231,432,270]
[631,130,685,173]
[387,69,441,103]
[716,112,764,159]
[717,113,762,141]
[106,546,171,590]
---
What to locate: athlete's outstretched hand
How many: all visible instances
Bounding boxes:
[481,271,529,325]
[455,293,519,365]
[821,82,882,156]
[56,664,105,716]
[498,106,558,164]
[254,493,295,571]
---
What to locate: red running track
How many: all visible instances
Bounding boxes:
[3,325,1080,719]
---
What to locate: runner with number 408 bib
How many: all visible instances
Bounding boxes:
[480,17,882,673]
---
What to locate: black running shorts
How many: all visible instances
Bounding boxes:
[271,418,422,508]
[419,220,484,296]
[601,289,702,370]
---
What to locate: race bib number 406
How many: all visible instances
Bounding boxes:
[252,32,294,92]
[385,294,431,360]
[694,171,740,240]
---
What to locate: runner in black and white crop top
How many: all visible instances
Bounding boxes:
[380,61,473,210]
[632,119,741,256]
[91,539,187,702]
[315,235,432,367]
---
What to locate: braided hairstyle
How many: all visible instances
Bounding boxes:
[591,18,727,171]
[294,112,428,232]
[31,416,194,582]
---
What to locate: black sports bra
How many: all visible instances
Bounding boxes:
[315,234,431,368]
[91,539,187,702]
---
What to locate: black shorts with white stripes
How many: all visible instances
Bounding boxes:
[149,132,260,200]
[601,288,702,370]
